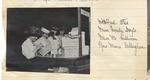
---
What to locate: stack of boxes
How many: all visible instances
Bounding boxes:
[69,27,78,35]
[62,37,79,58]
[62,27,89,58]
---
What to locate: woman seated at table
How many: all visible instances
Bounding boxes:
[21,26,43,59]
[34,27,52,56]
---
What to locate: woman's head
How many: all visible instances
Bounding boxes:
[24,26,41,38]
[59,26,65,35]
[59,30,65,35]
[29,36,38,42]
[42,33,49,38]
[41,27,50,38]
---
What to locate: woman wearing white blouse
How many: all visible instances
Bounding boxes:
[22,36,43,59]
[21,26,43,59]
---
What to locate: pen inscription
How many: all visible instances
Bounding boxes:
[97,18,146,54]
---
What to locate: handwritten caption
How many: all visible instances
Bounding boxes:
[97,18,145,54]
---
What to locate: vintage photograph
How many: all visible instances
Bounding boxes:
[7,8,90,74]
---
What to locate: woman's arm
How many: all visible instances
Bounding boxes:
[33,43,43,55]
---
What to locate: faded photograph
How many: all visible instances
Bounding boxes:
[6,8,90,74]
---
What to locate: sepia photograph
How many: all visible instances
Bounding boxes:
[6,8,90,74]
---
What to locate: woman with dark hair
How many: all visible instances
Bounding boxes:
[57,27,66,57]
[21,26,43,59]
[47,28,59,57]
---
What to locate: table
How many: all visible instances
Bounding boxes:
[37,55,90,73]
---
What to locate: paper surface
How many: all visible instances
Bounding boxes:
[2,0,149,80]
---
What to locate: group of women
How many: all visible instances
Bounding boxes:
[21,26,66,59]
